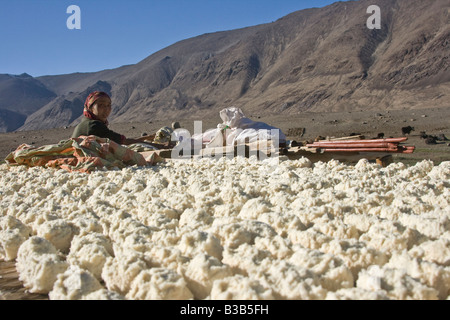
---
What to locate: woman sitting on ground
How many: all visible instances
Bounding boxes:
[72,91,162,147]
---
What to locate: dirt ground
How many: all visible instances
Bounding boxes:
[1,106,449,165]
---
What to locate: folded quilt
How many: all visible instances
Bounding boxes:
[5,135,148,173]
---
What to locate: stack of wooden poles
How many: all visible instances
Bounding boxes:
[306,137,415,154]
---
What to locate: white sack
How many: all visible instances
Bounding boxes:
[205,107,286,147]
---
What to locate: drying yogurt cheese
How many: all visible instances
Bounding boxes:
[210,220,278,250]
[254,234,293,260]
[0,215,31,237]
[36,219,75,254]
[209,274,275,300]
[102,249,151,295]
[0,230,28,261]
[288,246,354,291]
[16,236,69,293]
[408,238,450,266]
[184,253,233,299]
[49,266,103,300]
[177,229,223,260]
[50,265,126,300]
[81,288,125,300]
[326,287,390,300]
[139,242,188,271]
[126,267,193,300]
[356,265,439,300]
[321,238,389,278]
[178,208,214,230]
[1,159,449,300]
[255,259,327,300]
[70,216,104,236]
[0,216,31,261]
[385,251,450,300]
[104,213,155,245]
[66,233,114,280]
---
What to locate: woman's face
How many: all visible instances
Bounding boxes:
[90,96,112,122]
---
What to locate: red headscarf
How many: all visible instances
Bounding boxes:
[83,91,111,125]
[82,91,126,144]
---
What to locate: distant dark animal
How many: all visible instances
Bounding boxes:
[425,137,437,145]
[420,131,428,139]
[401,126,415,135]
[371,133,385,139]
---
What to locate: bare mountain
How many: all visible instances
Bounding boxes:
[0,73,56,132]
[1,0,448,132]
[18,81,112,131]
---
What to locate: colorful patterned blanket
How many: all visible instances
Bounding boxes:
[5,136,151,173]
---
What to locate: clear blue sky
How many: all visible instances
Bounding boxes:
[0,0,338,77]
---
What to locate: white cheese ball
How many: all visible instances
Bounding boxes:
[256,259,326,300]
[321,239,388,278]
[36,219,74,253]
[184,254,233,299]
[102,249,151,295]
[409,239,450,266]
[211,220,277,250]
[0,215,32,237]
[67,233,114,280]
[16,236,69,294]
[222,244,271,276]
[356,265,439,300]
[0,230,29,261]
[386,251,450,300]
[49,266,103,300]
[126,268,193,300]
[70,216,104,236]
[81,289,125,300]
[141,243,187,271]
[0,216,31,261]
[177,229,223,260]
[209,274,275,300]
[289,246,354,291]
[326,288,389,300]
[179,208,214,229]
